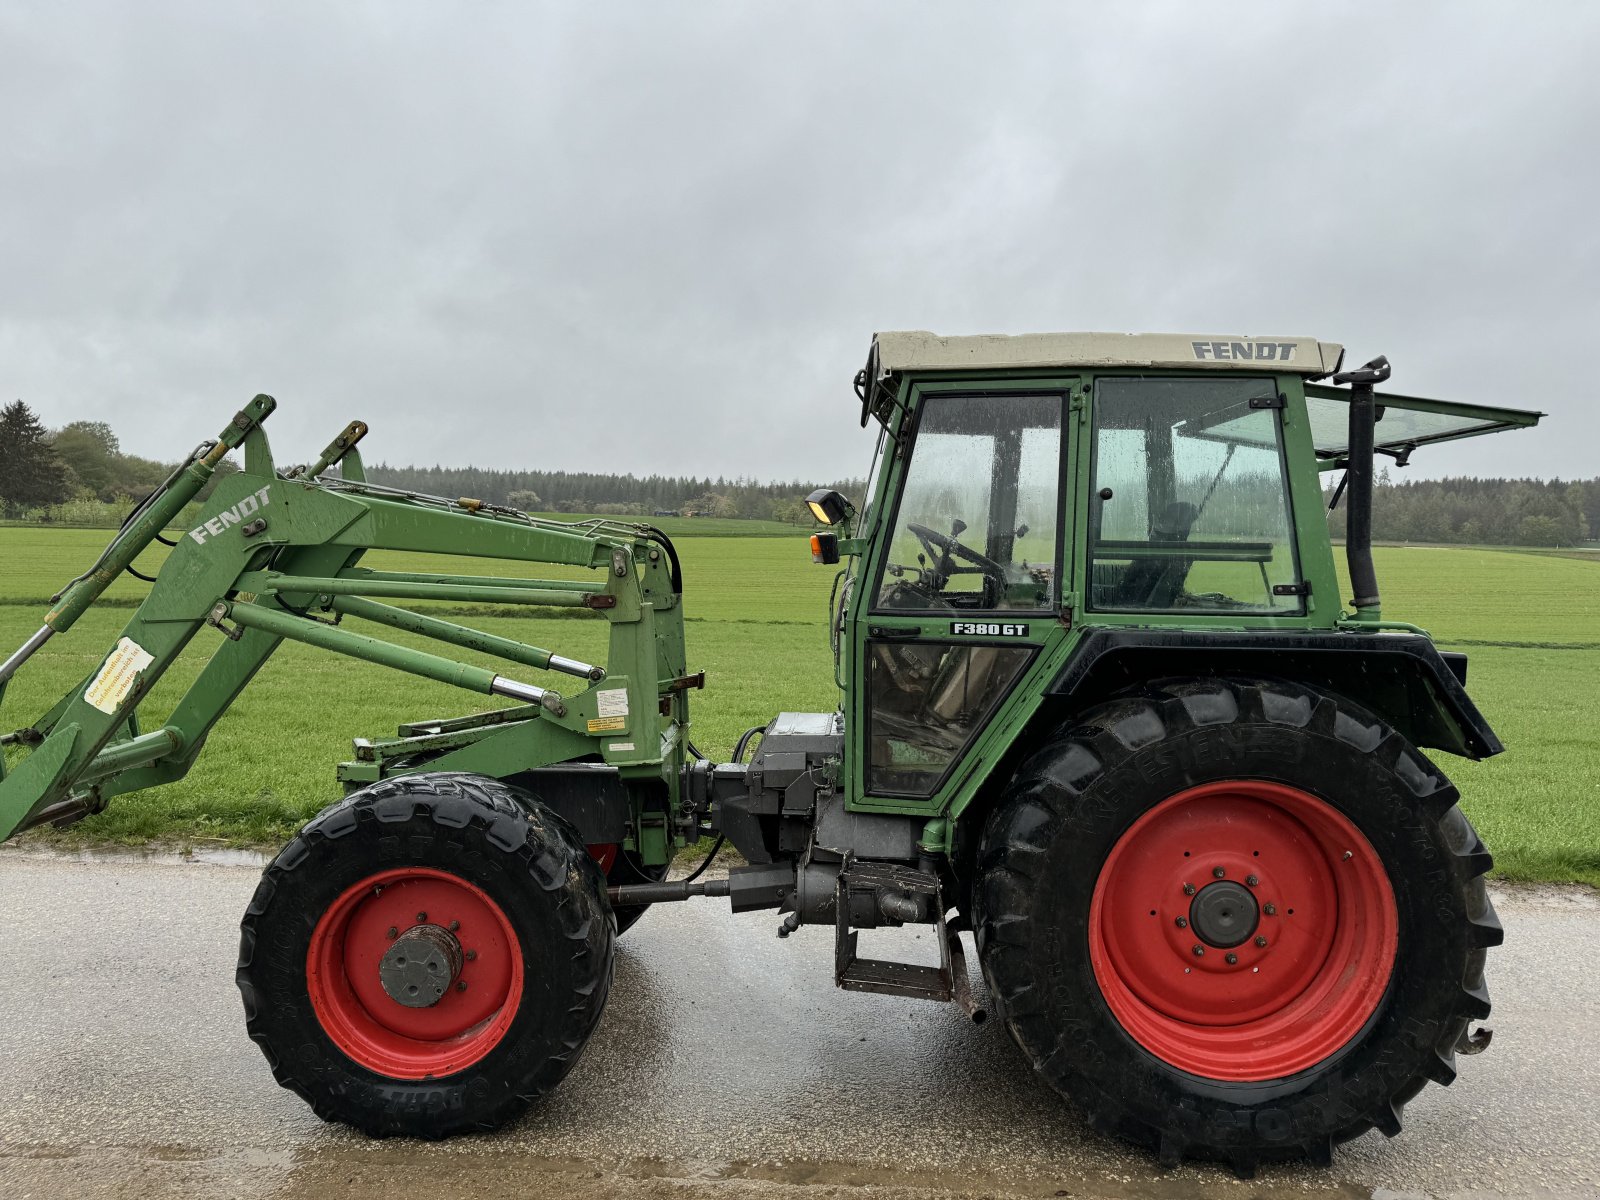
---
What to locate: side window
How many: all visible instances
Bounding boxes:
[874,393,1064,613]
[1089,377,1303,613]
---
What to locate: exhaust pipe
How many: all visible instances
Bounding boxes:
[1332,355,1391,619]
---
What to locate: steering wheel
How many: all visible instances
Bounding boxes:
[905,522,1006,597]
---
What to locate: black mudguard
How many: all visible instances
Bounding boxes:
[1047,629,1501,760]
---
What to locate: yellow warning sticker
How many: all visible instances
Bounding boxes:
[84,637,155,714]
[587,715,627,734]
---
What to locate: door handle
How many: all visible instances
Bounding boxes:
[869,625,921,639]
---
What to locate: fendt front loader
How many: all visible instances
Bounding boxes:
[0,333,1543,1174]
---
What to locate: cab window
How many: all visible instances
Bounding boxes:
[1088,377,1303,613]
[873,392,1064,613]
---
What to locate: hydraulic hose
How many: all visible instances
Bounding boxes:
[641,525,684,594]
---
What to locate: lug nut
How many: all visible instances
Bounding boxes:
[1212,866,1226,879]
[1264,903,1277,916]
[456,980,467,992]
[1183,882,1196,896]
[1192,944,1205,957]
[1225,953,1238,965]
[449,919,460,932]
[1255,935,1269,948]
[1246,875,1259,887]
[416,911,428,922]
[465,949,477,961]
[386,926,398,940]
[1174,916,1188,929]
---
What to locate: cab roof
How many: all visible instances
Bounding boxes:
[862,331,1543,458]
[872,330,1346,379]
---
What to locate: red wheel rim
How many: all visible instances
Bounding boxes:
[306,868,523,1079]
[1088,780,1397,1081]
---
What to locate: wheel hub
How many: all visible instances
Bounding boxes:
[1189,880,1258,948]
[378,923,463,1008]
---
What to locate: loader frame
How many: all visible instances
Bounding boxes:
[0,397,694,863]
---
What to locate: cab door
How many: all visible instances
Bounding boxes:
[847,383,1072,811]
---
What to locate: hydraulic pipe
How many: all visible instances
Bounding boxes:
[298,420,368,479]
[257,574,597,608]
[222,601,563,714]
[320,570,594,592]
[78,727,186,781]
[0,626,53,686]
[329,595,604,681]
[1332,356,1390,619]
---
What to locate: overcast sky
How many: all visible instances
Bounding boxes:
[2,2,1595,484]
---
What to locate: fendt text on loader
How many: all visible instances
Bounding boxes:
[0,332,1543,1175]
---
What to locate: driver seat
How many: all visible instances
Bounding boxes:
[1119,501,1198,608]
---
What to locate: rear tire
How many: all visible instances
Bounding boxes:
[974,678,1500,1175]
[236,772,613,1137]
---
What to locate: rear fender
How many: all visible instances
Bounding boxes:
[1044,629,1500,760]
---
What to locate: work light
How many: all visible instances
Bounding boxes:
[805,488,850,526]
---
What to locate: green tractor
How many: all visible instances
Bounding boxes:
[0,332,1541,1174]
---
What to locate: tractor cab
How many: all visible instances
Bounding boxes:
[816,331,1542,805]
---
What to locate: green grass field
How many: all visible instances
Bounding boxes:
[1,528,1596,886]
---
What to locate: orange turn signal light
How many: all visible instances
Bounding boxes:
[810,532,840,565]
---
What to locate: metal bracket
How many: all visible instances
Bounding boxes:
[205,603,245,642]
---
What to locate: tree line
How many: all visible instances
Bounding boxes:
[2,401,1594,545]
[0,401,856,526]
[359,462,863,524]
[1326,469,1597,547]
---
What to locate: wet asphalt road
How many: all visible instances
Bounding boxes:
[0,849,1596,1200]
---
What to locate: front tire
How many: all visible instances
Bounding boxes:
[974,679,1501,1175]
[236,772,614,1137]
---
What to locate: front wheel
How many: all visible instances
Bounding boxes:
[974,679,1501,1175]
[236,772,614,1137]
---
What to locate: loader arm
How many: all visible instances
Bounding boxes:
[0,399,694,851]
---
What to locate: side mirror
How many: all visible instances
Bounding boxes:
[805,488,853,526]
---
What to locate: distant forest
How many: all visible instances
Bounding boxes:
[1,401,1595,546]
[359,462,864,525]
[0,400,859,527]
[1326,469,1597,547]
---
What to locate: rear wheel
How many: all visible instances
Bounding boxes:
[974,679,1500,1175]
[236,772,613,1137]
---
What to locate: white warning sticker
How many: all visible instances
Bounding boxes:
[596,688,629,718]
[607,742,636,753]
[84,637,154,714]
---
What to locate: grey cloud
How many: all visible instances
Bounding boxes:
[2,1,1594,482]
